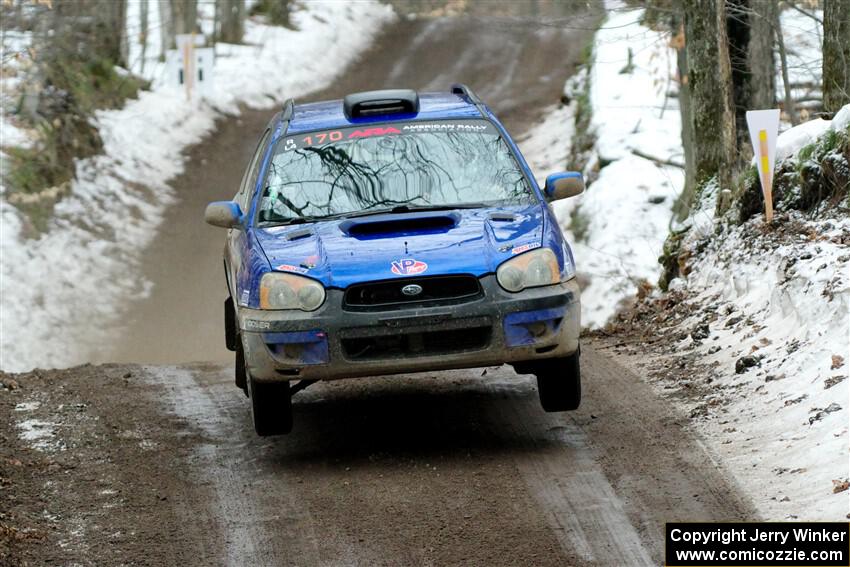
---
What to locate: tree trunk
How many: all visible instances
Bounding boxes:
[217,0,245,44]
[775,10,798,125]
[670,15,697,223]
[107,0,128,68]
[726,0,751,152]
[726,0,776,160]
[823,0,850,114]
[140,0,149,74]
[748,0,776,110]
[159,0,171,59]
[169,0,198,46]
[683,0,737,199]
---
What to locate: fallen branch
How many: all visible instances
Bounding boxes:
[631,149,685,169]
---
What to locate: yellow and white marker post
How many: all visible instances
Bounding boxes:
[745,109,781,223]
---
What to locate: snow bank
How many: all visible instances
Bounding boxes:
[675,220,849,520]
[559,7,830,329]
[568,7,845,518]
[663,113,850,520]
[775,118,831,162]
[553,9,683,328]
[0,1,395,372]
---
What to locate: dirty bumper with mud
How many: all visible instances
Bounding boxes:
[239,277,580,381]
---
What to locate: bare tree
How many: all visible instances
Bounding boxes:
[774,9,798,124]
[669,17,697,222]
[747,0,776,111]
[217,0,245,44]
[166,0,199,48]
[140,0,149,74]
[726,0,776,153]
[823,0,850,114]
[159,0,171,59]
[683,0,737,196]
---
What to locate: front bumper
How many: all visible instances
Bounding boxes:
[239,276,580,382]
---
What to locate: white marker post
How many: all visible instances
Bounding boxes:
[745,109,780,223]
[166,34,214,103]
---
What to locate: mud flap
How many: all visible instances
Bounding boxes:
[225,296,237,351]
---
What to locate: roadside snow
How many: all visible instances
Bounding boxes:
[567,7,846,519]
[554,9,684,328]
[656,113,850,520]
[775,118,831,162]
[0,1,395,372]
[563,7,829,329]
[676,220,848,520]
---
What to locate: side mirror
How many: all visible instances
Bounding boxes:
[205,201,243,229]
[544,172,585,201]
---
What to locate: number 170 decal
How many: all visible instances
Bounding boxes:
[301,131,343,146]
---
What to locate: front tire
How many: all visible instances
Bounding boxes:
[535,349,581,412]
[247,374,293,436]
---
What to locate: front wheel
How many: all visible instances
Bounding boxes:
[535,349,581,412]
[247,374,293,436]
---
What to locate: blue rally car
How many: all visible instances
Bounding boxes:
[205,85,585,436]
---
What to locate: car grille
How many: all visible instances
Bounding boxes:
[343,275,482,310]
[341,325,492,360]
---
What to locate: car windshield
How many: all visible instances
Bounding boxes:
[257,119,534,225]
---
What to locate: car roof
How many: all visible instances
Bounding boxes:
[284,91,486,134]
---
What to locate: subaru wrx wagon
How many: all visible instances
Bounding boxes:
[205,85,584,436]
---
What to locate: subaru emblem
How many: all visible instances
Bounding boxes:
[401,284,423,297]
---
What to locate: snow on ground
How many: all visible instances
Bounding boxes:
[564,6,846,518]
[642,113,850,520]
[551,8,684,328]
[684,221,848,521]
[0,1,395,372]
[562,7,830,329]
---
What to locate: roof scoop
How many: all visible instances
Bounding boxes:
[343,89,419,119]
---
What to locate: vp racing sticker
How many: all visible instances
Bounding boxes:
[391,258,428,276]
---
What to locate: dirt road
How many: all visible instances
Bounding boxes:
[2,338,754,566]
[2,9,757,567]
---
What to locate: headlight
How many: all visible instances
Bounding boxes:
[259,272,325,311]
[496,248,560,292]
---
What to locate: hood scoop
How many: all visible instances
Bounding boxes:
[340,211,460,238]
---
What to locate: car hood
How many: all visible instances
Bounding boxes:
[254,204,545,289]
